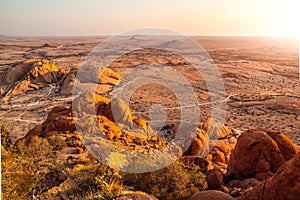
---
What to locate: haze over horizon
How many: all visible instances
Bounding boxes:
[0,0,299,37]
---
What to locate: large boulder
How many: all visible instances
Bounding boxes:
[227,129,298,181]
[191,190,234,200]
[61,67,121,95]
[237,153,300,200]
[183,119,238,173]
[200,118,232,139]
[60,70,77,95]
[104,98,135,127]
[205,168,225,191]
[76,67,121,85]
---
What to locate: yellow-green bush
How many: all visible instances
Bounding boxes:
[122,159,208,200]
[1,120,206,200]
[66,162,123,200]
[1,127,59,199]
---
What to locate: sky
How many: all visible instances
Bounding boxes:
[0,0,299,36]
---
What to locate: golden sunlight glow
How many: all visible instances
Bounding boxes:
[271,0,300,37]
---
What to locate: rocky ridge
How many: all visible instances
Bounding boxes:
[0,59,66,101]
[2,57,300,199]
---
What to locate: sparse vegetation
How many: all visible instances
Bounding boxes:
[1,125,124,200]
[65,161,123,200]
[1,129,59,199]
[123,159,208,200]
[1,115,208,200]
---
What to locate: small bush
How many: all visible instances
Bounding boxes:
[65,162,123,200]
[94,165,123,199]
[123,159,208,200]
[1,128,58,199]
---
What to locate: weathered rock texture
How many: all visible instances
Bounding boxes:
[184,118,239,173]
[237,152,300,200]
[61,67,121,95]
[227,129,298,181]
[0,59,67,100]
[191,190,234,200]
[18,92,168,165]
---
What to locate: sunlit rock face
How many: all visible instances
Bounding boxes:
[1,59,67,100]
[18,92,170,169]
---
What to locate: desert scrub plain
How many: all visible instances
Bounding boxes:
[0,36,300,199]
[0,36,299,145]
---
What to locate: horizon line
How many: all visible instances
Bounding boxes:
[0,33,298,38]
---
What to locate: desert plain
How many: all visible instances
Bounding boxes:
[0,36,299,146]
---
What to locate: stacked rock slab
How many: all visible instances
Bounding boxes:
[18,92,168,165]
[184,118,238,173]
[61,67,122,95]
[0,59,67,100]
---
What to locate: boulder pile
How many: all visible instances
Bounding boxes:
[0,59,122,101]
[184,118,239,173]
[0,59,67,100]
[226,129,299,198]
[227,129,298,181]
[18,92,168,166]
[236,152,300,200]
[183,124,299,197]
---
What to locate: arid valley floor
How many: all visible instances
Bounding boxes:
[1,36,299,146]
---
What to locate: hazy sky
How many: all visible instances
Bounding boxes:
[0,0,299,36]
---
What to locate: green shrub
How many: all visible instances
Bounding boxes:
[1,134,58,199]
[123,159,208,200]
[94,165,123,199]
[65,162,123,200]
[1,124,14,151]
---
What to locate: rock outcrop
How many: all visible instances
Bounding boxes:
[227,129,298,181]
[184,127,298,197]
[18,92,168,165]
[18,105,85,164]
[0,59,122,99]
[182,119,239,193]
[237,152,300,200]
[61,67,122,95]
[72,93,167,155]
[0,59,67,100]
[184,118,238,173]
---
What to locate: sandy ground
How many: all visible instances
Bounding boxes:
[0,36,299,147]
